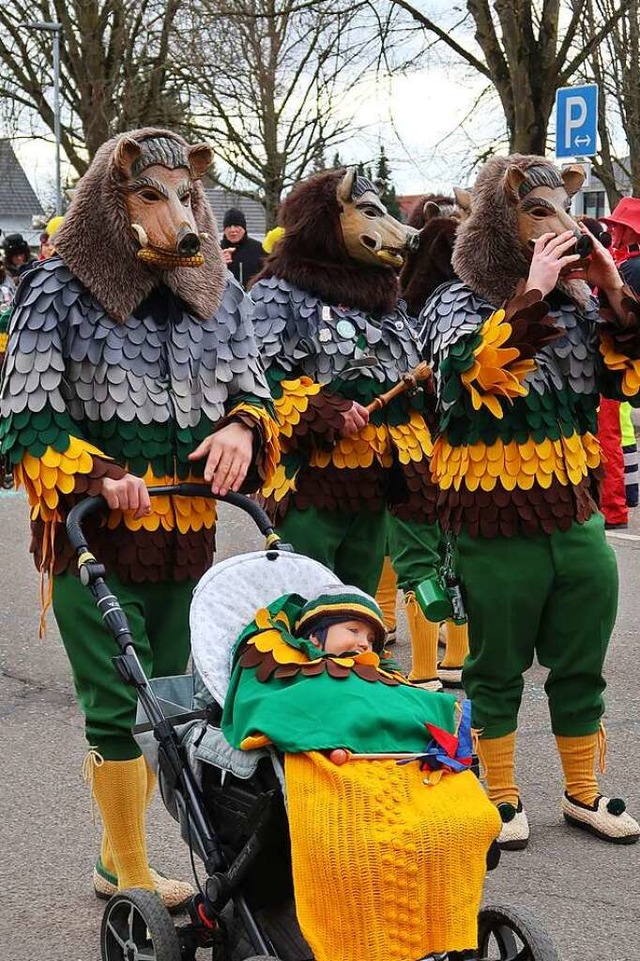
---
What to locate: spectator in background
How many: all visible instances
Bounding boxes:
[2,233,37,286]
[39,215,65,260]
[220,207,264,288]
[0,265,13,307]
[620,402,639,509]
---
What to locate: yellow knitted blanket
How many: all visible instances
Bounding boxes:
[285,754,501,961]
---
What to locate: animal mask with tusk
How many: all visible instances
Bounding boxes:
[337,167,418,269]
[114,134,213,270]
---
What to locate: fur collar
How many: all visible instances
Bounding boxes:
[261,257,400,317]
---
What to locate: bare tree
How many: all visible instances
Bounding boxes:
[582,0,640,204]
[0,0,187,176]
[383,0,632,156]
[176,0,373,227]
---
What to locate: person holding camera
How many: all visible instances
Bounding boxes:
[220,207,264,288]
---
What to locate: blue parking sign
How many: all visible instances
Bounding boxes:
[555,85,598,158]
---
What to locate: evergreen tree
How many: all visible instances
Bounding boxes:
[311,140,327,174]
[375,145,401,219]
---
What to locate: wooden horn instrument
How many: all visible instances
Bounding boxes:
[366,361,433,414]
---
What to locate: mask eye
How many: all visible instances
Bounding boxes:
[139,189,159,202]
[180,192,192,207]
[529,207,550,219]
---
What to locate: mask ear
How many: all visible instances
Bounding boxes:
[188,143,213,180]
[423,200,441,222]
[372,178,385,197]
[453,186,471,219]
[562,164,586,197]
[337,167,356,205]
[113,136,142,180]
[503,165,527,201]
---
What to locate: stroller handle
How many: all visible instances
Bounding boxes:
[66,484,283,554]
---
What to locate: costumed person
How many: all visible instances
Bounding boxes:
[420,155,640,848]
[222,584,501,961]
[251,168,433,608]
[579,217,628,528]
[602,196,640,292]
[0,128,279,906]
[376,193,471,689]
[220,207,265,288]
[603,199,640,510]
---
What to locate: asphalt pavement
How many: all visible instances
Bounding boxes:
[1,488,639,961]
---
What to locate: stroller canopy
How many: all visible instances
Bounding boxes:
[190,550,340,707]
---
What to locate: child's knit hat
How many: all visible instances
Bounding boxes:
[295,585,387,652]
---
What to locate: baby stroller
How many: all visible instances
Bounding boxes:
[66,485,561,961]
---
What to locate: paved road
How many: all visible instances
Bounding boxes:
[1,488,639,961]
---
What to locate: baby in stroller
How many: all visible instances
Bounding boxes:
[220,583,501,961]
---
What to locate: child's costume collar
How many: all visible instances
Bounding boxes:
[233,594,403,686]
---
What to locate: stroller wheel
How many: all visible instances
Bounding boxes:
[477,903,561,960]
[101,887,182,961]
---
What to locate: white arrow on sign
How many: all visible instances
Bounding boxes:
[564,95,588,150]
[574,135,592,147]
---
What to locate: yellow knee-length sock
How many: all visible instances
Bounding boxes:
[406,592,439,681]
[375,556,398,631]
[100,759,157,880]
[477,733,520,807]
[440,621,469,668]
[555,731,603,806]
[92,756,154,891]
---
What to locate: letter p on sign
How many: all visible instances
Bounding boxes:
[564,97,587,150]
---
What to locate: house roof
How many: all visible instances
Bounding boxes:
[0,141,43,222]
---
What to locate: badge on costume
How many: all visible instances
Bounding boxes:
[322,305,332,322]
[319,328,331,343]
[336,319,356,340]
[395,320,405,331]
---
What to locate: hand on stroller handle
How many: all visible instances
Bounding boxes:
[65,483,285,555]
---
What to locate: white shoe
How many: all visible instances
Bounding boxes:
[436,662,463,688]
[562,793,640,844]
[410,677,444,692]
[496,800,529,850]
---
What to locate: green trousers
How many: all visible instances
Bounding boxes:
[386,513,444,594]
[276,505,387,596]
[457,513,618,739]
[53,573,196,760]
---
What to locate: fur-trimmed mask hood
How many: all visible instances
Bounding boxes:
[54,127,226,322]
[255,168,411,317]
[452,154,591,306]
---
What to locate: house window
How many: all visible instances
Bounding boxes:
[583,190,606,219]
